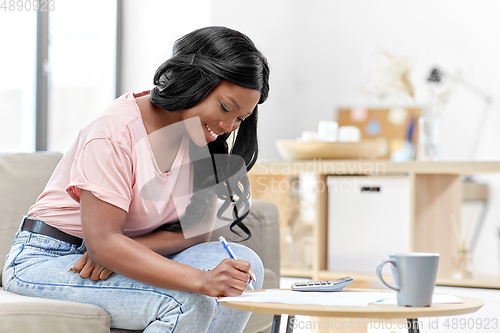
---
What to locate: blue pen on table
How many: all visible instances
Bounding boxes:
[219,236,255,290]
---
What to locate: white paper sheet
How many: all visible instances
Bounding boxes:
[219,290,463,307]
[220,290,394,307]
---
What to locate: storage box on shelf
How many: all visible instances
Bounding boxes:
[249,159,500,289]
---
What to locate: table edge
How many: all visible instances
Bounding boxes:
[219,291,484,319]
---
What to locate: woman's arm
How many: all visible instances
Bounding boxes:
[132,229,204,256]
[78,189,251,297]
[71,229,208,281]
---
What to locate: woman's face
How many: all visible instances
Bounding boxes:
[181,81,260,146]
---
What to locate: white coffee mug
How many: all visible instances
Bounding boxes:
[376,253,439,307]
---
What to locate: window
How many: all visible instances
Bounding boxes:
[47,0,117,153]
[0,11,37,152]
[0,1,117,153]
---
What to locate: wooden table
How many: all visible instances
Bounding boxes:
[220,289,484,333]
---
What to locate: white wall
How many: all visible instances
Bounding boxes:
[120,0,212,94]
[122,0,500,275]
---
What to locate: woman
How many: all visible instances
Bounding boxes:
[3,26,270,332]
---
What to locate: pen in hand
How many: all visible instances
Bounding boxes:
[219,236,256,290]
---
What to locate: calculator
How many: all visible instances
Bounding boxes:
[291,276,353,292]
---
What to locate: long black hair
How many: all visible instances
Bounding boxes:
[150,26,270,240]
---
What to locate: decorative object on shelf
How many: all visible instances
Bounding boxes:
[419,67,493,161]
[300,121,339,143]
[300,130,320,142]
[355,51,419,161]
[317,120,338,142]
[359,50,416,103]
[418,111,440,161]
[274,139,387,161]
[452,248,474,280]
[337,126,361,142]
[451,214,475,280]
[282,119,387,160]
[418,68,459,161]
[337,108,420,160]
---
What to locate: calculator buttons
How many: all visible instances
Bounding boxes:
[291,276,353,292]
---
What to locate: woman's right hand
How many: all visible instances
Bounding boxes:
[69,251,114,281]
[200,258,255,297]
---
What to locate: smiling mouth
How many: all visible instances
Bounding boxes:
[205,124,219,139]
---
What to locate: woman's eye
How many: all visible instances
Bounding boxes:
[220,102,229,113]
[220,102,244,122]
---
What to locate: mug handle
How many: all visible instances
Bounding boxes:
[376,260,399,291]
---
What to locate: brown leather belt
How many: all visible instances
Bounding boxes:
[21,216,84,247]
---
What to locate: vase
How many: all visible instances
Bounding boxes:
[451,249,473,280]
[418,115,440,161]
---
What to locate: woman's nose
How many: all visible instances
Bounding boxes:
[218,120,238,133]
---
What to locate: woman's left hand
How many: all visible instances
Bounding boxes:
[69,251,114,281]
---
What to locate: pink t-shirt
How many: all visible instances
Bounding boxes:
[28,93,193,238]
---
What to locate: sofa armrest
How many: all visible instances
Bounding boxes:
[209,199,280,286]
[0,152,63,283]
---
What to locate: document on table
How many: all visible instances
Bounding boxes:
[220,290,393,307]
[219,290,463,307]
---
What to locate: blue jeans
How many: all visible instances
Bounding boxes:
[2,229,263,332]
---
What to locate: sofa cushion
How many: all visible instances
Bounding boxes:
[0,290,111,333]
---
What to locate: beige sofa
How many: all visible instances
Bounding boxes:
[0,152,280,333]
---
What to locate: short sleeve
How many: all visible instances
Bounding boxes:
[66,138,134,212]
